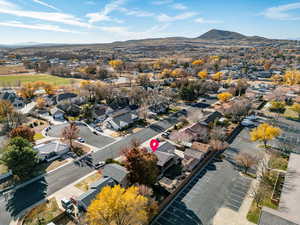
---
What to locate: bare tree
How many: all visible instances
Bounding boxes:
[209,139,229,152]
[61,122,79,149]
[235,152,257,174]
[249,183,268,208]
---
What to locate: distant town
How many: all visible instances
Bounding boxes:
[0,29,300,225]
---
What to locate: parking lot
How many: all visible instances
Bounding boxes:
[47,123,115,148]
[152,128,260,225]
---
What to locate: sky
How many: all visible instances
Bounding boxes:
[0,0,300,44]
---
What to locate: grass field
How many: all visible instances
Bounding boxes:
[0,74,75,87]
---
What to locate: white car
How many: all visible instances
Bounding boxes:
[241,119,255,127]
[77,137,85,143]
[94,161,105,169]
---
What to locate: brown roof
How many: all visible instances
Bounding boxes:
[191,142,211,153]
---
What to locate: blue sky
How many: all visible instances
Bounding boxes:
[0,0,300,44]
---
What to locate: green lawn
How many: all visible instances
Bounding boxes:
[269,154,289,171]
[0,74,76,87]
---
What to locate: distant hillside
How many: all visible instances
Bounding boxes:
[198,29,268,41]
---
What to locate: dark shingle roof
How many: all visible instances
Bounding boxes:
[103,164,129,184]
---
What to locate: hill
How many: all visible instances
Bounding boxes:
[198,29,268,41]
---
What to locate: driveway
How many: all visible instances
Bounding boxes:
[47,123,115,148]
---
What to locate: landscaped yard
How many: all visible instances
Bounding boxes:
[23,198,63,225]
[0,74,76,86]
[75,172,102,192]
[268,153,289,171]
[247,171,280,224]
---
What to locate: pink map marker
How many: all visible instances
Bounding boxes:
[150,139,159,152]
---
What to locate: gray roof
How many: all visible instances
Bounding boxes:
[154,151,175,167]
[111,111,138,127]
[103,164,129,184]
[77,177,115,210]
[157,142,176,154]
[184,148,205,160]
[259,207,299,225]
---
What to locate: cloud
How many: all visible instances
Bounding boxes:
[99,24,169,39]
[86,0,125,23]
[172,3,187,10]
[152,0,173,5]
[118,8,154,17]
[157,12,197,22]
[0,21,80,33]
[32,0,60,11]
[194,17,223,24]
[0,0,91,28]
[262,2,300,20]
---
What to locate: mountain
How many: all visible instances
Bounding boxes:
[0,42,68,48]
[198,29,268,41]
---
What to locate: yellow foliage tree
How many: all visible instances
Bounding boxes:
[271,74,283,85]
[250,123,281,148]
[290,103,300,119]
[217,92,233,102]
[159,68,172,79]
[171,68,183,78]
[18,83,36,99]
[192,59,205,66]
[109,59,124,74]
[284,70,300,85]
[269,101,285,113]
[198,70,208,79]
[212,72,223,82]
[209,55,220,62]
[86,185,148,225]
[0,100,13,118]
[36,97,46,109]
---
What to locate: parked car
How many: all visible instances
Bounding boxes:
[77,137,85,143]
[241,119,256,127]
[94,161,105,169]
[161,131,171,139]
[95,127,103,132]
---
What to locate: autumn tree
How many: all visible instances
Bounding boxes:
[269,101,285,113]
[109,59,124,75]
[209,139,229,152]
[212,71,223,82]
[36,97,46,109]
[61,122,79,149]
[171,68,184,78]
[250,123,281,148]
[284,70,300,85]
[123,147,159,186]
[137,74,151,88]
[198,70,208,79]
[10,125,35,143]
[192,59,205,66]
[0,100,13,119]
[86,185,149,225]
[290,103,300,119]
[43,83,56,95]
[235,152,257,174]
[1,137,38,179]
[18,82,36,99]
[217,92,233,102]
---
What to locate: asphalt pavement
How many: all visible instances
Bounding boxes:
[0,114,180,224]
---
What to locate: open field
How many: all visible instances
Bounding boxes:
[0,74,76,87]
[0,65,29,75]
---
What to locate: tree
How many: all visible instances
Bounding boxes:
[0,100,13,119]
[123,147,159,186]
[235,152,257,174]
[43,83,56,95]
[212,72,223,82]
[18,82,36,99]
[61,122,79,149]
[269,101,285,113]
[198,70,208,79]
[250,123,281,148]
[290,103,300,119]
[171,68,184,78]
[284,70,300,85]
[209,139,229,152]
[271,74,283,85]
[217,92,233,102]
[109,59,124,75]
[137,74,151,88]
[1,137,38,179]
[10,125,35,143]
[36,97,46,109]
[192,59,205,66]
[86,185,149,225]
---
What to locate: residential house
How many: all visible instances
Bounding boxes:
[34,141,69,162]
[76,177,115,211]
[155,151,179,178]
[106,108,139,130]
[103,164,130,187]
[52,92,77,105]
[57,103,81,117]
[149,102,169,114]
[50,107,65,120]
[0,91,25,108]
[92,105,113,122]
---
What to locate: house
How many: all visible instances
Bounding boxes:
[50,107,65,120]
[0,91,25,108]
[201,111,222,125]
[149,102,169,114]
[76,177,115,211]
[57,103,81,117]
[155,151,179,177]
[103,164,129,187]
[53,92,77,105]
[156,142,177,154]
[258,153,300,225]
[106,108,139,130]
[34,141,69,162]
[184,123,210,143]
[92,105,113,122]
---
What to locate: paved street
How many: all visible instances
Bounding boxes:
[47,123,115,148]
[152,127,260,225]
[0,114,180,224]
